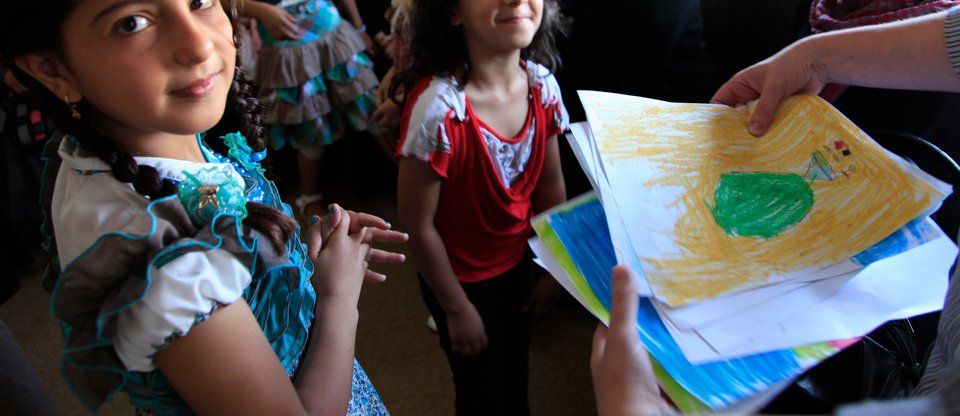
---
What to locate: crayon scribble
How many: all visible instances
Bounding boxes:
[580,93,948,306]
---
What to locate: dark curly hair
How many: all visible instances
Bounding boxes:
[0,0,296,254]
[390,0,567,102]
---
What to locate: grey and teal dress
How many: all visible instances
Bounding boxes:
[43,132,388,415]
[254,0,378,151]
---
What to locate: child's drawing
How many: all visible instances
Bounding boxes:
[579,91,951,306]
[709,142,856,240]
[709,171,814,239]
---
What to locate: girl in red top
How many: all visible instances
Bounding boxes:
[393,0,568,414]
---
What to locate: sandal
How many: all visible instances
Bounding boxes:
[294,193,325,218]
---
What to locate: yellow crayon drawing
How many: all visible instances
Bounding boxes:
[581,92,949,306]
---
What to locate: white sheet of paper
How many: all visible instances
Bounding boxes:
[660,280,806,330]
[696,271,858,354]
[661,257,869,330]
[663,231,956,363]
[715,233,956,358]
[565,122,601,191]
[567,123,652,296]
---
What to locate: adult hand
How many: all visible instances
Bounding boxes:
[447,304,488,356]
[591,266,674,416]
[710,40,829,137]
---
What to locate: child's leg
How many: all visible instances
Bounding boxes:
[295,143,325,219]
[418,277,503,416]
[418,259,537,416]
[483,260,536,414]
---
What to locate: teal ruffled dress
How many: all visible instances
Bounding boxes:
[254,0,378,150]
[44,133,388,415]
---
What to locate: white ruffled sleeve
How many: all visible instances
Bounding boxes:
[398,76,466,162]
[114,248,252,372]
[526,61,569,133]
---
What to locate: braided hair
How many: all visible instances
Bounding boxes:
[0,0,296,253]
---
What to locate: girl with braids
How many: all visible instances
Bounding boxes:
[0,0,406,414]
[394,0,568,414]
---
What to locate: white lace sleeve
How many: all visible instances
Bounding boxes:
[398,77,466,161]
[114,249,251,371]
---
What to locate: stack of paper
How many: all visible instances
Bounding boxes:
[529,92,957,412]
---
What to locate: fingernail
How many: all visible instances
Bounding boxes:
[384,220,391,226]
[326,205,339,227]
[309,215,319,225]
[748,122,762,136]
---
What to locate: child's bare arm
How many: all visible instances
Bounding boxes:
[526,137,567,318]
[155,299,359,415]
[397,157,488,356]
[239,1,301,40]
[333,0,373,52]
[532,137,567,214]
[334,0,364,30]
[155,210,373,415]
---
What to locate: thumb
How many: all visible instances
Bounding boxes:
[748,85,786,137]
[609,265,640,341]
[321,204,343,245]
[304,215,323,261]
[591,323,608,375]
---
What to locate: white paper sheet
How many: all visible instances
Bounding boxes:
[716,233,957,357]
[567,123,652,296]
[661,259,865,331]
[664,232,956,363]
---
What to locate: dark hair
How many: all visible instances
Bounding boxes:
[390,0,567,102]
[0,0,296,253]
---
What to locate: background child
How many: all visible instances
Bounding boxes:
[0,62,56,303]
[0,0,406,414]
[394,0,568,414]
[242,0,379,219]
[370,0,413,156]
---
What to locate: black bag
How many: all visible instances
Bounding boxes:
[762,313,937,414]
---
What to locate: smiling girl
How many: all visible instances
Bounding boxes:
[0,0,405,414]
[393,0,568,414]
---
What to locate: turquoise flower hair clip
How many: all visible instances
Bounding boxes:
[221,131,266,174]
[178,167,248,226]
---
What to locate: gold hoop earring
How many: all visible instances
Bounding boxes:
[65,94,81,120]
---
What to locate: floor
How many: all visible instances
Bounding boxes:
[0,135,599,416]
